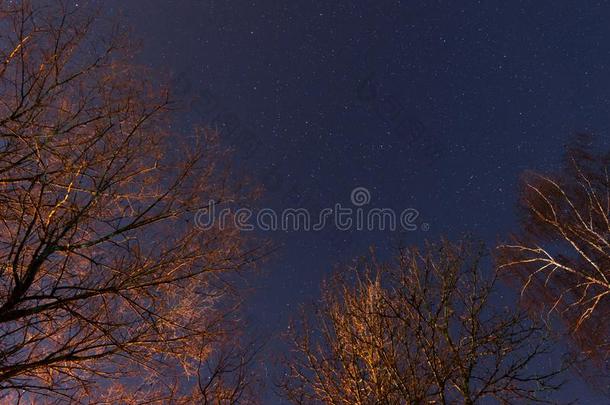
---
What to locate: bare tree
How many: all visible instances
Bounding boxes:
[0,1,262,402]
[497,140,610,368]
[279,240,566,404]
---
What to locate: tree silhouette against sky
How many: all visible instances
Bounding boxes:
[498,139,610,389]
[279,240,566,404]
[0,2,261,402]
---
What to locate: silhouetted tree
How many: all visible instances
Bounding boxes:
[0,1,261,402]
[497,139,610,369]
[279,240,566,404]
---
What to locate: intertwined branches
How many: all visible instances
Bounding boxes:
[497,141,610,368]
[0,1,261,402]
[279,240,566,404]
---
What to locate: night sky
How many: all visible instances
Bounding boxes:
[109,1,610,402]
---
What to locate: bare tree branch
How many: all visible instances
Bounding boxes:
[497,137,610,382]
[0,1,262,402]
[278,239,567,404]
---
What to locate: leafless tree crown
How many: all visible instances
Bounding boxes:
[279,240,566,404]
[497,141,610,366]
[0,1,260,402]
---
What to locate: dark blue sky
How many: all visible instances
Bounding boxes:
[112,1,610,401]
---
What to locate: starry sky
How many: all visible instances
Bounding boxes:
[108,1,610,402]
